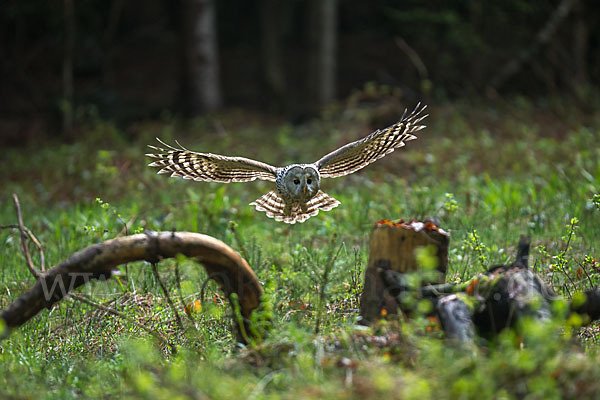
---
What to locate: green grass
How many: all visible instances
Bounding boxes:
[1,95,600,399]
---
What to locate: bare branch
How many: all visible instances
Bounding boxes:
[12,194,43,277]
[486,0,578,96]
[395,36,428,81]
[0,230,263,343]
[0,224,46,272]
[6,195,178,348]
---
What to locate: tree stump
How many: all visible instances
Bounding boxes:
[359,219,449,324]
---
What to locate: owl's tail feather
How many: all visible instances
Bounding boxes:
[250,190,340,224]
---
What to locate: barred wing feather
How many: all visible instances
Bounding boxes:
[315,103,427,178]
[146,139,278,183]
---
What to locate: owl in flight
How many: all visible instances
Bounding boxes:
[147,103,427,224]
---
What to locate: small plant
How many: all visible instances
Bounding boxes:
[443,192,459,215]
[86,197,142,236]
[592,193,600,210]
[466,230,488,269]
[248,279,276,343]
[349,247,364,306]
[304,236,344,334]
[560,217,579,245]
[538,216,586,296]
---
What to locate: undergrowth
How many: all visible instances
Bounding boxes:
[1,95,600,399]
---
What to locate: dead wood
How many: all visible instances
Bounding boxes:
[380,235,600,343]
[360,219,449,324]
[571,289,600,324]
[5,194,181,349]
[0,230,263,343]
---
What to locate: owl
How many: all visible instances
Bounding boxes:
[146,103,427,223]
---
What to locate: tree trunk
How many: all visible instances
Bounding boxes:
[102,0,124,88]
[360,220,449,324]
[181,0,222,115]
[62,0,74,135]
[307,0,338,110]
[571,0,588,91]
[260,0,286,111]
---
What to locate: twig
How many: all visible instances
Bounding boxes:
[117,214,136,236]
[0,224,46,272]
[229,221,250,262]
[116,214,136,285]
[557,219,578,295]
[395,36,428,81]
[152,263,185,333]
[561,220,576,257]
[11,194,43,277]
[577,260,595,289]
[486,0,577,96]
[200,276,213,303]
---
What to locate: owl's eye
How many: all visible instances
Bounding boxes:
[294,179,300,185]
[307,179,312,184]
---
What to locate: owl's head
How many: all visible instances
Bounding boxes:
[283,165,320,201]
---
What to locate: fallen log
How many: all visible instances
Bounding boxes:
[379,235,600,342]
[0,231,263,344]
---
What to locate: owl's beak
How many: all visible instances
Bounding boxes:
[303,186,306,195]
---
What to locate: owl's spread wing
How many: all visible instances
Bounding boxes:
[315,103,427,178]
[146,139,278,183]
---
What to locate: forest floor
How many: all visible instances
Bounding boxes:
[1,93,600,399]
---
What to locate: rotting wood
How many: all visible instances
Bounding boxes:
[5,194,177,350]
[360,219,449,324]
[0,231,263,344]
[379,236,600,342]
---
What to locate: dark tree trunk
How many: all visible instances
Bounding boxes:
[260,0,286,111]
[571,0,589,91]
[102,0,124,88]
[62,0,74,135]
[307,0,338,110]
[181,0,222,115]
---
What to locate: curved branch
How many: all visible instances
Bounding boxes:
[0,231,263,343]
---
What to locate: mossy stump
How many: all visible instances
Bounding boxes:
[359,219,449,325]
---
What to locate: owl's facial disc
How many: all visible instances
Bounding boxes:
[284,166,320,200]
[302,166,320,199]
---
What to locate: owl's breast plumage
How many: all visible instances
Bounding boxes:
[275,167,291,202]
